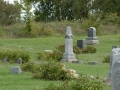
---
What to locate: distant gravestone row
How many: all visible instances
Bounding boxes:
[3,58,22,64]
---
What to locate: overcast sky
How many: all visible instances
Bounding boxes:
[4,0,18,4]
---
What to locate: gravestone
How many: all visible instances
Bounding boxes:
[77,39,86,49]
[61,26,77,62]
[10,66,22,74]
[108,48,120,89]
[112,46,119,49]
[72,60,84,64]
[17,58,22,64]
[86,27,99,45]
[88,61,98,65]
[3,58,8,63]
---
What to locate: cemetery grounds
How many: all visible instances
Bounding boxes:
[0,35,118,90]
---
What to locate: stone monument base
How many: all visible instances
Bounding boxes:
[61,59,78,62]
[86,40,99,45]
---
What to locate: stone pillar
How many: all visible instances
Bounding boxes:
[86,27,99,45]
[61,26,77,62]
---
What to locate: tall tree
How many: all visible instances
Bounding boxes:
[92,0,120,18]
[0,0,20,25]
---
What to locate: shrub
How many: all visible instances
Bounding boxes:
[32,62,76,80]
[0,50,30,63]
[21,62,37,72]
[83,46,97,53]
[37,51,62,62]
[44,75,103,90]
[102,55,110,63]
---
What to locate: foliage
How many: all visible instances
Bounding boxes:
[44,75,103,90]
[21,62,37,72]
[0,0,20,25]
[37,50,62,62]
[83,46,97,53]
[32,61,75,80]
[15,0,33,34]
[0,50,30,63]
[102,55,110,63]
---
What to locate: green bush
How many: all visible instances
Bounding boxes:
[102,55,110,63]
[83,46,97,53]
[44,75,103,90]
[37,51,62,62]
[0,50,30,63]
[32,62,75,80]
[21,62,37,72]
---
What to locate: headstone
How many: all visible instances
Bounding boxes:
[112,46,119,49]
[10,66,22,74]
[17,58,22,64]
[3,58,8,63]
[77,39,86,49]
[72,60,84,64]
[86,27,99,45]
[108,48,120,89]
[61,26,77,62]
[88,61,98,65]
[44,50,53,53]
[108,48,120,79]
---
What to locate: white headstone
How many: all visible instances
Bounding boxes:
[61,26,77,62]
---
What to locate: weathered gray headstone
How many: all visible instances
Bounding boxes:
[86,27,99,45]
[17,58,22,64]
[61,26,77,62]
[112,46,119,49]
[77,39,86,49]
[3,58,8,63]
[10,66,22,74]
[72,60,84,64]
[107,48,120,89]
[88,61,98,65]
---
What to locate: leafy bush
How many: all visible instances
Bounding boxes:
[44,75,103,90]
[83,46,97,53]
[21,62,37,72]
[102,55,110,63]
[32,62,76,80]
[0,50,30,63]
[37,50,62,62]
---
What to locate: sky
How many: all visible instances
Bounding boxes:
[4,0,18,4]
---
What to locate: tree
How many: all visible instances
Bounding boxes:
[0,0,20,25]
[92,0,120,18]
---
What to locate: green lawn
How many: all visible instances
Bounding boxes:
[0,35,119,90]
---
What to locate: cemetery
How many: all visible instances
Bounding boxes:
[0,25,119,90]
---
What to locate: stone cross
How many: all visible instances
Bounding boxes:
[61,26,77,62]
[86,27,99,45]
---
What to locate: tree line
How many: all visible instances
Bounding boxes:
[1,0,120,25]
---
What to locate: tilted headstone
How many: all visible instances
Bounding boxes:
[10,66,22,74]
[108,48,120,89]
[77,39,86,49]
[61,26,77,62]
[17,58,22,64]
[86,27,99,45]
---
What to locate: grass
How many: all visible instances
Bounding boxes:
[0,35,119,90]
